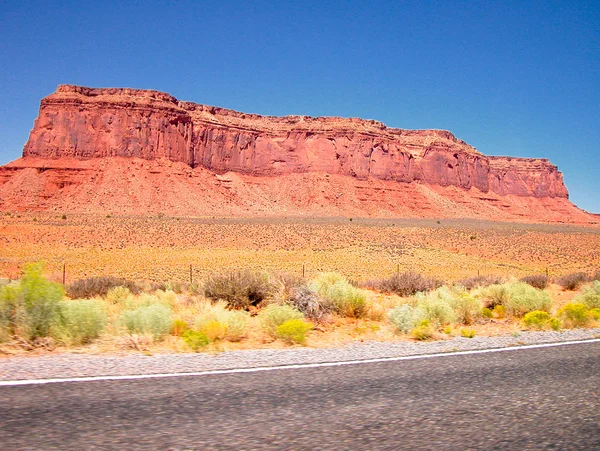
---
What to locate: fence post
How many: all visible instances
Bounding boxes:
[189,263,193,284]
[302,263,305,278]
[62,263,66,286]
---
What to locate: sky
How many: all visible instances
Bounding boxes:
[1,0,599,212]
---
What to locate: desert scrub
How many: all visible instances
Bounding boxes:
[572,281,600,309]
[457,275,504,290]
[364,271,442,297]
[182,329,210,351]
[589,308,600,320]
[203,271,274,309]
[193,301,250,342]
[519,274,549,290]
[388,304,424,333]
[258,304,304,337]
[444,287,482,325]
[504,282,551,317]
[0,263,64,341]
[119,304,172,339]
[53,299,107,345]
[411,320,434,340]
[67,276,140,298]
[308,272,368,318]
[474,284,510,309]
[460,328,476,338]
[557,272,589,291]
[414,287,457,327]
[170,318,189,336]
[522,310,552,330]
[271,272,307,303]
[557,303,591,328]
[105,286,131,304]
[285,287,332,322]
[275,319,313,345]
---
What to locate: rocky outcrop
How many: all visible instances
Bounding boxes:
[23,85,568,199]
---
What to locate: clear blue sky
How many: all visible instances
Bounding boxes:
[1,0,599,212]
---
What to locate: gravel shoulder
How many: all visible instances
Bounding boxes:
[1,328,599,382]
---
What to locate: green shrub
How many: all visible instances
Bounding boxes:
[493,304,506,318]
[573,281,600,309]
[54,299,107,345]
[460,328,476,338]
[589,308,600,320]
[0,263,65,341]
[446,290,482,325]
[411,320,434,340]
[67,276,140,298]
[276,319,313,344]
[522,310,552,330]
[481,307,493,318]
[504,282,551,317]
[258,304,304,337]
[475,284,511,309]
[557,272,589,291]
[120,304,172,339]
[204,271,274,309]
[194,306,250,342]
[557,303,591,328]
[388,304,424,333]
[105,286,131,304]
[414,287,457,327]
[457,275,503,290]
[550,318,561,331]
[182,329,210,351]
[519,274,549,290]
[364,271,442,297]
[170,318,189,336]
[309,273,368,318]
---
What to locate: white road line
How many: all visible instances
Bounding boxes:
[1,338,599,387]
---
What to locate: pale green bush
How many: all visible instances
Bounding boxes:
[276,319,313,344]
[193,301,250,342]
[445,287,482,325]
[0,263,64,341]
[120,304,172,339]
[182,330,210,351]
[414,288,457,327]
[474,284,510,309]
[388,304,424,333]
[573,281,600,309]
[105,286,131,304]
[54,299,107,345]
[504,282,551,317]
[309,272,367,318]
[258,304,304,337]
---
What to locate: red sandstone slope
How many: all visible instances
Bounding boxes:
[0,85,595,223]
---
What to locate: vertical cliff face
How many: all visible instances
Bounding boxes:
[22,84,569,199]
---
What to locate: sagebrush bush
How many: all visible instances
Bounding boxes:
[54,299,107,345]
[557,303,591,328]
[193,301,250,342]
[519,275,549,290]
[414,287,458,326]
[67,276,140,298]
[309,272,367,318]
[504,282,551,317]
[286,287,332,322]
[557,272,589,291]
[258,304,304,337]
[105,286,131,304]
[120,304,172,339]
[276,319,313,344]
[0,263,64,341]
[573,281,600,309]
[182,330,210,351]
[445,288,482,325]
[457,275,504,290]
[522,310,552,330]
[365,271,442,297]
[388,304,423,333]
[204,271,274,309]
[475,284,511,309]
[272,272,307,303]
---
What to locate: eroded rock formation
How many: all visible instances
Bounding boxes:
[22,85,568,199]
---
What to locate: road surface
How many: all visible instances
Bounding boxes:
[1,342,599,450]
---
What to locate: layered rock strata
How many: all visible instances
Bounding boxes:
[22,85,568,199]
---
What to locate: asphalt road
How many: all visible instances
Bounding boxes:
[1,342,599,450]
